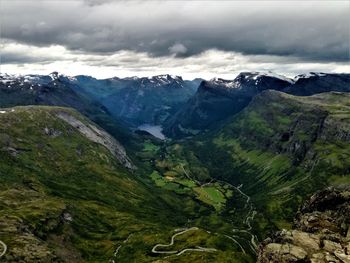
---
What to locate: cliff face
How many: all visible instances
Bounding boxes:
[258,187,350,263]
[164,73,350,138]
[164,73,291,138]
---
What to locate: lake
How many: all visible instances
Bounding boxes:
[137,124,166,140]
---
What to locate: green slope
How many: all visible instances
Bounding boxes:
[156,91,350,239]
[0,106,254,262]
[2,91,348,262]
[213,91,350,229]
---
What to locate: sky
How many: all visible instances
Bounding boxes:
[0,0,349,80]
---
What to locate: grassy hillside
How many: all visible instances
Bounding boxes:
[1,91,348,262]
[0,106,255,262]
[214,91,350,228]
[157,91,350,239]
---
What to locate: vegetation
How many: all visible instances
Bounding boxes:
[0,106,255,262]
[0,90,349,262]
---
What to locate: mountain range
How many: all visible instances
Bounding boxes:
[164,72,350,137]
[0,71,349,262]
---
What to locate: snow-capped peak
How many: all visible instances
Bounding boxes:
[237,71,294,84]
[49,71,59,80]
[294,72,327,81]
[151,74,182,81]
[144,74,183,87]
[49,72,77,82]
[210,78,240,89]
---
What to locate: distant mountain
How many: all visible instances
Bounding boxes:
[164,72,292,137]
[0,72,137,150]
[164,72,350,138]
[284,72,350,95]
[0,72,105,115]
[0,72,201,130]
[72,74,200,126]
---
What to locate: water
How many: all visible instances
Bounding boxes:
[137,124,166,140]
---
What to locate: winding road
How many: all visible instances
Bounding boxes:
[176,246,217,256]
[0,240,7,258]
[152,227,217,256]
[215,180,259,254]
[175,165,258,255]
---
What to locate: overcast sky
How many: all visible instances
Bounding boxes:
[1,0,349,79]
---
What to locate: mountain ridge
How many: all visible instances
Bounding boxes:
[164,72,350,138]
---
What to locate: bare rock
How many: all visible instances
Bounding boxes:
[56,111,135,170]
[258,187,350,263]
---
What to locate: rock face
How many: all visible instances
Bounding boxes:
[258,187,350,263]
[164,72,350,138]
[56,110,135,170]
[164,72,291,137]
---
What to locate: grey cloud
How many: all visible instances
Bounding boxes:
[1,52,48,64]
[1,1,349,63]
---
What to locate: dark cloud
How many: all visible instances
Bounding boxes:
[1,0,349,63]
[1,52,49,64]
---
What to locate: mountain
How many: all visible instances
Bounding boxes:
[0,106,150,262]
[72,74,200,126]
[284,72,350,95]
[158,90,350,237]
[258,187,350,263]
[0,72,201,138]
[210,90,350,224]
[164,72,350,138]
[0,72,139,150]
[0,71,349,262]
[164,72,292,137]
[0,72,103,115]
[0,105,259,262]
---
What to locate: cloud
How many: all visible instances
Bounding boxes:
[1,0,349,62]
[1,41,349,80]
[168,43,188,56]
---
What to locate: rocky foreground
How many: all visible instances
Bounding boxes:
[258,187,350,263]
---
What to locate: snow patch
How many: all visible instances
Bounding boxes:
[294,72,327,81]
[249,72,294,84]
[210,78,241,89]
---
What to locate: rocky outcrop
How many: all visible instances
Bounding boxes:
[56,111,135,170]
[258,187,350,263]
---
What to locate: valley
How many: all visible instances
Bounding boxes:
[1,0,349,261]
[0,72,349,262]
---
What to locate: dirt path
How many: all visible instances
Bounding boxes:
[110,234,133,263]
